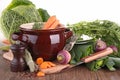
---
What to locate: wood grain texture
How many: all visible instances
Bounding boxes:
[0,51,120,80]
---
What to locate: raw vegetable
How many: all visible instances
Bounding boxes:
[0,9,27,40]
[57,50,71,64]
[43,15,56,29]
[68,20,120,71]
[109,45,118,53]
[32,22,44,30]
[36,57,56,69]
[95,39,107,52]
[36,57,44,65]
[12,5,42,22]
[105,57,120,71]
[40,61,56,69]
[49,20,60,29]
[24,50,38,72]
[2,39,11,45]
[81,47,113,63]
[37,71,45,77]
[37,8,50,22]
[0,45,10,51]
[36,58,56,76]
[5,0,35,10]
[0,0,50,41]
[105,57,116,71]
[68,20,120,56]
[86,57,107,71]
[70,42,94,64]
[47,61,56,67]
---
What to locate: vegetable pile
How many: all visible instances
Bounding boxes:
[68,20,120,56]
[1,0,120,75]
[36,57,56,77]
[67,20,120,71]
[42,15,60,29]
[0,0,50,41]
[0,0,59,77]
[24,15,61,30]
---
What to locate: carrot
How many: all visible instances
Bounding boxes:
[40,61,56,69]
[40,62,51,69]
[37,71,45,77]
[48,20,60,29]
[2,39,11,45]
[36,57,44,65]
[47,61,56,67]
[43,15,56,29]
[36,61,56,77]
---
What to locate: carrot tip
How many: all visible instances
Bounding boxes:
[42,15,59,29]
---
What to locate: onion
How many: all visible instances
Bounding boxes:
[57,50,71,64]
[109,45,118,53]
[95,40,107,52]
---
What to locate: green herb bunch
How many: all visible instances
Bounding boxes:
[68,20,120,71]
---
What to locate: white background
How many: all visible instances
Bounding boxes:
[0,0,120,40]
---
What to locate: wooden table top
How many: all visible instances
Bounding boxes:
[0,51,120,80]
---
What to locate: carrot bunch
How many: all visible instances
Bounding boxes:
[42,15,60,30]
[36,57,56,77]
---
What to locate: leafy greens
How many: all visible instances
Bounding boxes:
[68,20,120,56]
[70,42,94,64]
[68,20,120,71]
[0,0,50,41]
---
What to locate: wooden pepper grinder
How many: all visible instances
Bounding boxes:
[10,41,27,72]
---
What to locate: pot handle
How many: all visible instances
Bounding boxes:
[12,32,22,41]
[12,31,29,42]
[64,28,73,40]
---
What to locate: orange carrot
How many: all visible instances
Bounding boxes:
[36,61,56,77]
[47,61,56,67]
[36,57,44,65]
[40,61,56,69]
[37,71,45,77]
[48,20,60,29]
[40,62,51,69]
[43,15,56,29]
[2,39,11,45]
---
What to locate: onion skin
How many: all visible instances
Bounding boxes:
[95,40,107,52]
[57,50,71,64]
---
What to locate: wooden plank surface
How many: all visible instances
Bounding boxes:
[0,51,120,80]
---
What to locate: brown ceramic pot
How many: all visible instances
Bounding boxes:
[12,23,73,61]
